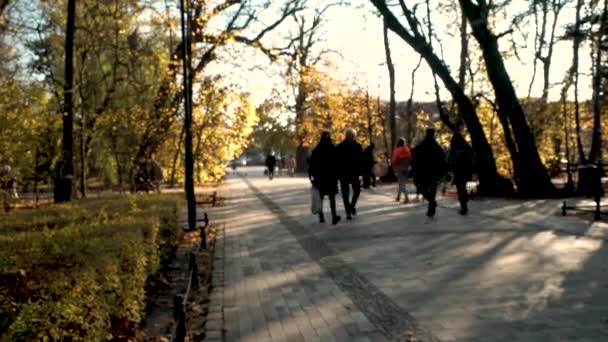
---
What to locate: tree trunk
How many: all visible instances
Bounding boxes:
[377,95,393,177]
[559,0,583,189]
[589,0,607,164]
[537,0,562,138]
[460,0,555,197]
[54,0,76,203]
[406,57,422,145]
[371,0,513,195]
[180,0,197,235]
[294,75,309,173]
[562,97,574,190]
[383,18,397,154]
[458,8,468,90]
[170,126,185,187]
[79,110,86,198]
[365,89,373,144]
[170,130,184,187]
[570,0,587,166]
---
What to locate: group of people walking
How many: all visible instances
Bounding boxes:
[265,154,297,179]
[308,129,363,224]
[307,127,474,225]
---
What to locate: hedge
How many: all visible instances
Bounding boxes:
[0,194,183,341]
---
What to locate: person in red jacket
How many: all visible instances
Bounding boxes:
[391,138,412,203]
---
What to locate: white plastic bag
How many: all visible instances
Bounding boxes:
[310,186,321,215]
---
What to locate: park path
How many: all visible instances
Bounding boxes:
[207,166,608,342]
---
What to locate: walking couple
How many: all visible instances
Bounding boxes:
[308,129,364,225]
[392,128,474,218]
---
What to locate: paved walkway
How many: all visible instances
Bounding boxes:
[208,167,608,342]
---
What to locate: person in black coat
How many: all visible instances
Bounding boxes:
[448,132,474,215]
[265,153,277,180]
[362,143,376,189]
[412,129,447,218]
[336,128,364,220]
[308,131,341,225]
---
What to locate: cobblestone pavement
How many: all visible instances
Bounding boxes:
[210,167,608,342]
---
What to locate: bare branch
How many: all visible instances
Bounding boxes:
[495,29,513,39]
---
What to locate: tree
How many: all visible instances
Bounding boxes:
[459,0,556,197]
[589,0,608,164]
[558,0,585,188]
[405,57,423,146]
[54,0,75,203]
[528,1,565,103]
[250,100,296,156]
[134,0,304,166]
[179,0,196,233]
[383,17,397,154]
[280,2,338,172]
[369,0,514,196]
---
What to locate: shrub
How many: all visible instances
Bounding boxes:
[0,193,183,341]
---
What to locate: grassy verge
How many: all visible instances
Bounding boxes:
[0,193,184,341]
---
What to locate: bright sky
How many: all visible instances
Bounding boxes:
[217,1,593,107]
[10,0,593,110]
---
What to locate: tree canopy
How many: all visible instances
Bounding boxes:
[0,0,606,198]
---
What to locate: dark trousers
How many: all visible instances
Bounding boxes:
[267,166,274,180]
[362,169,376,188]
[319,193,337,220]
[455,181,469,211]
[340,177,361,216]
[420,182,438,217]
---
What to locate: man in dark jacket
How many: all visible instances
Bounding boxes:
[336,128,364,220]
[265,153,277,180]
[448,132,474,215]
[362,143,377,189]
[412,129,446,218]
[308,131,341,225]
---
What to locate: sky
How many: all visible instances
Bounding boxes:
[216,0,594,107]
[7,0,594,109]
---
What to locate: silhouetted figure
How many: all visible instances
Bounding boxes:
[132,159,163,193]
[308,131,341,225]
[146,159,164,193]
[337,128,364,220]
[412,129,447,218]
[265,153,277,180]
[391,138,412,203]
[362,143,377,189]
[448,132,474,215]
[0,165,18,199]
[132,162,149,193]
[287,155,296,177]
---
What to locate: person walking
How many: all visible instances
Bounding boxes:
[287,155,296,177]
[448,132,474,215]
[265,153,277,180]
[412,129,447,218]
[308,131,341,225]
[391,138,412,203]
[362,143,377,189]
[336,128,364,220]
